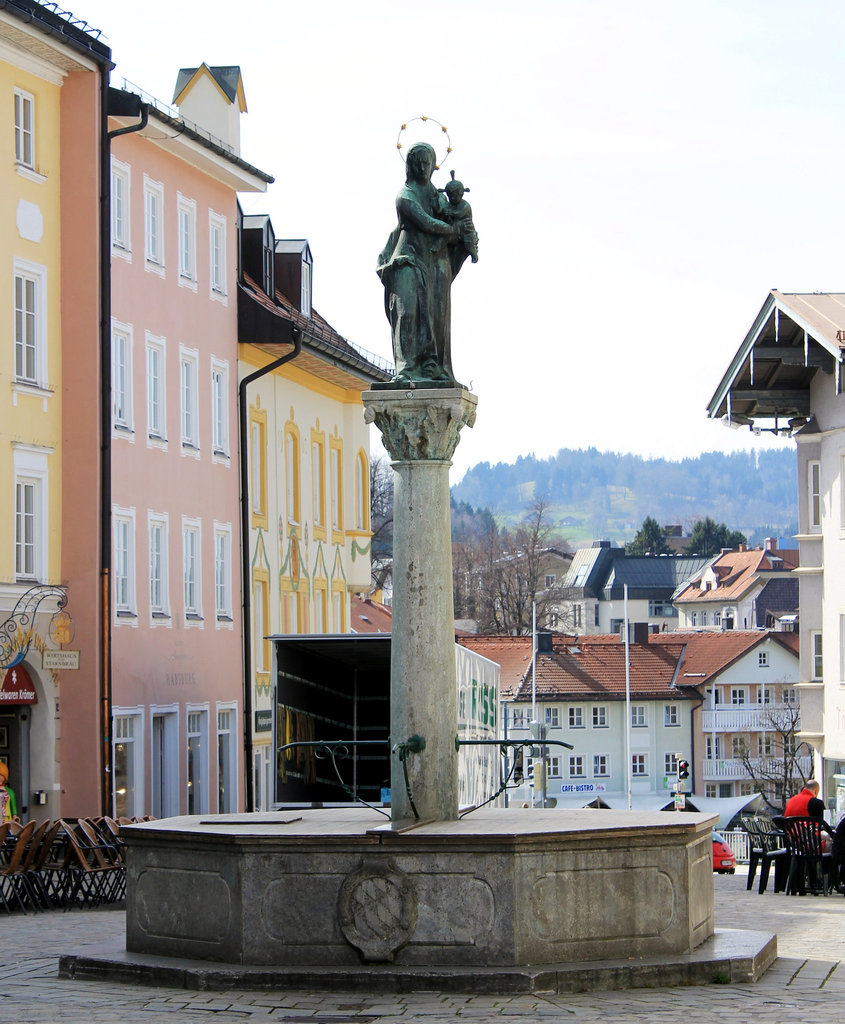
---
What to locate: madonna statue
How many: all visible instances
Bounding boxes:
[376,142,476,388]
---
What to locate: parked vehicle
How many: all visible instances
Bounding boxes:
[712,830,737,874]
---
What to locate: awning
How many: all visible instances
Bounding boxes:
[0,664,38,705]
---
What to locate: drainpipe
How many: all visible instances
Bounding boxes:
[239,330,301,811]
[99,94,148,815]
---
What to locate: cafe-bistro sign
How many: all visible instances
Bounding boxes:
[0,664,38,704]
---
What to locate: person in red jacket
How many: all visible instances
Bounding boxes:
[784,779,825,819]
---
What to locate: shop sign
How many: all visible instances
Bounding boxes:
[255,709,272,733]
[0,664,38,704]
[42,650,80,670]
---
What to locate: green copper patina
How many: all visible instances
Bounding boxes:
[375,142,478,390]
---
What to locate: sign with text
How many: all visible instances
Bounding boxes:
[0,664,37,704]
[255,709,272,733]
[42,650,80,671]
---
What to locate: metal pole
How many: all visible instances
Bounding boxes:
[625,584,632,810]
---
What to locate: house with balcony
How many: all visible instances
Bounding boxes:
[457,631,700,809]
[557,542,712,635]
[707,290,845,817]
[652,629,802,808]
[673,542,798,631]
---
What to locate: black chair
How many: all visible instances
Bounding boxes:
[779,816,834,895]
[742,815,789,894]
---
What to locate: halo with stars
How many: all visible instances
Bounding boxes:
[396,115,452,171]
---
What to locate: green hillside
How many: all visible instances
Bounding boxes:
[451,448,797,548]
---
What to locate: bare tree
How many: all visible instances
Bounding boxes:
[369,455,393,594]
[453,496,571,635]
[737,703,814,813]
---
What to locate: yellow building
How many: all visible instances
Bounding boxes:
[238,217,391,808]
[0,4,111,818]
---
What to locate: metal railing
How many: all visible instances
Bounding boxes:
[702,705,800,731]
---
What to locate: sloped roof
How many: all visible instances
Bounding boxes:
[457,634,688,702]
[708,290,845,430]
[649,629,798,685]
[674,548,797,605]
[240,271,392,387]
[173,64,246,111]
[350,596,393,633]
[602,555,711,598]
[755,577,799,627]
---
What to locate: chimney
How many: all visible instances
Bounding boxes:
[537,630,554,653]
[765,537,776,551]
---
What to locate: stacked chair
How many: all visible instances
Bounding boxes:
[742,814,790,894]
[0,815,133,912]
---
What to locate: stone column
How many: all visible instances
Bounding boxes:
[363,388,477,822]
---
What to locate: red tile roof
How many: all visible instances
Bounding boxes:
[649,629,798,685]
[674,548,797,605]
[457,634,687,702]
[350,596,393,633]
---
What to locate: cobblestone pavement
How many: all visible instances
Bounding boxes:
[3,867,845,1023]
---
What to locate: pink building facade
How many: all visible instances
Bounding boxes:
[107,68,270,816]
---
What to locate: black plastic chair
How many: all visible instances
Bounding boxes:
[742,815,789,894]
[780,816,834,895]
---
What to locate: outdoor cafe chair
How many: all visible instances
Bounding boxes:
[27,820,67,909]
[743,815,789,894]
[778,816,834,896]
[0,819,36,913]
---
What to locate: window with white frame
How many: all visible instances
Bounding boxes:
[569,754,585,778]
[664,752,679,775]
[211,360,228,457]
[631,753,648,776]
[183,518,201,619]
[14,478,37,580]
[730,687,747,706]
[592,705,607,728]
[187,708,209,814]
[113,712,143,818]
[731,735,746,759]
[148,513,169,618]
[784,686,798,705]
[664,704,679,727]
[355,451,368,531]
[758,734,774,757]
[312,437,325,530]
[217,706,237,812]
[330,442,343,531]
[809,460,821,530]
[690,611,697,626]
[13,445,48,581]
[758,651,769,667]
[180,347,199,449]
[214,524,232,621]
[13,259,47,388]
[14,88,34,168]
[209,211,227,297]
[811,631,823,680]
[631,705,646,727]
[111,158,131,253]
[593,753,609,777]
[301,248,312,316]
[705,783,717,798]
[548,756,561,778]
[568,706,583,729]
[705,735,722,759]
[113,508,136,616]
[511,707,528,729]
[177,194,196,283]
[544,706,559,728]
[112,324,133,432]
[144,176,164,268]
[756,686,772,705]
[146,333,166,442]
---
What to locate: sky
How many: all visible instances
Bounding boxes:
[70,0,845,481]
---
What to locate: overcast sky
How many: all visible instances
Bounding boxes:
[73,0,844,480]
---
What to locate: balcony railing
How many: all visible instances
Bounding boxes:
[702,755,813,781]
[701,704,800,732]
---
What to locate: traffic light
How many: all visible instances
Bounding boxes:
[678,759,690,780]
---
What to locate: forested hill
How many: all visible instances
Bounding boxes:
[451,448,797,548]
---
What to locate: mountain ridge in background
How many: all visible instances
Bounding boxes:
[450,448,797,548]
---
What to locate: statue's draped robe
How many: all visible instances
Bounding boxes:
[377,180,468,385]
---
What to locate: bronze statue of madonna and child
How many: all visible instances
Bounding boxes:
[374,141,478,390]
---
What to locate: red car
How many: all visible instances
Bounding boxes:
[712,830,737,874]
